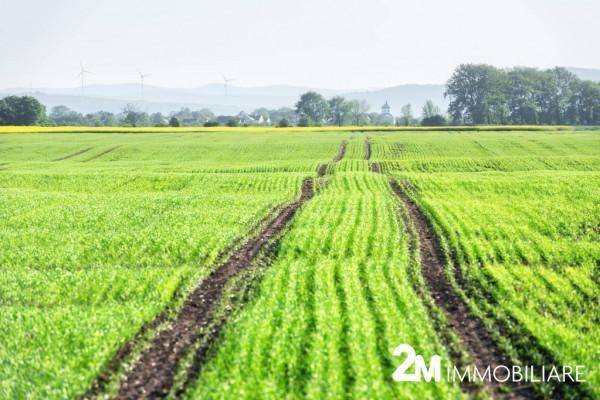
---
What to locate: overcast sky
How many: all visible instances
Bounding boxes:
[0,0,598,90]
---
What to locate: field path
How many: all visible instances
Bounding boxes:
[84,140,348,400]
[387,178,536,399]
[52,147,93,161]
[364,137,371,160]
[82,146,120,162]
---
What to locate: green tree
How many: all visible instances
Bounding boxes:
[122,104,147,127]
[0,96,46,125]
[169,116,180,127]
[327,96,351,126]
[295,91,328,126]
[277,118,290,127]
[445,64,505,124]
[421,100,440,119]
[49,105,84,125]
[398,103,413,126]
[348,99,370,126]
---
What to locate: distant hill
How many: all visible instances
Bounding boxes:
[566,67,600,82]
[0,83,446,116]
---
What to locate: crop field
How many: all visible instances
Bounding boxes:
[0,128,598,399]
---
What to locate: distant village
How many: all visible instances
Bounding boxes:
[42,92,435,128]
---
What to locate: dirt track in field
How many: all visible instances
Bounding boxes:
[52,147,93,161]
[82,146,119,162]
[334,140,347,162]
[364,137,371,160]
[387,178,536,399]
[90,140,347,400]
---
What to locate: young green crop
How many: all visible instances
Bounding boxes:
[0,130,346,399]
[374,130,600,396]
[187,173,462,399]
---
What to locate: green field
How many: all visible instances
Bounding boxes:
[0,129,598,399]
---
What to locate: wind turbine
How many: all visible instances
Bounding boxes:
[138,70,151,101]
[78,63,92,97]
[221,73,235,102]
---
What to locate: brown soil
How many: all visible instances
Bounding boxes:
[364,138,371,160]
[334,140,347,162]
[389,180,536,399]
[82,146,119,162]
[317,140,346,176]
[52,147,93,161]
[317,163,328,177]
[114,178,315,399]
[370,161,380,173]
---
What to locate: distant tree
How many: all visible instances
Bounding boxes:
[277,118,290,128]
[445,64,506,124]
[348,99,370,125]
[269,107,297,125]
[398,103,413,126]
[92,111,117,126]
[327,96,351,126]
[297,117,309,127]
[570,80,600,124]
[122,104,146,127]
[226,117,238,127]
[421,114,447,126]
[190,109,213,124]
[505,67,543,124]
[251,107,271,123]
[295,91,328,125]
[421,100,441,120]
[204,120,219,127]
[169,116,180,127]
[150,112,166,126]
[49,105,84,125]
[0,96,45,125]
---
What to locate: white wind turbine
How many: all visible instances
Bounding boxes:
[78,63,92,97]
[221,73,235,102]
[138,70,151,101]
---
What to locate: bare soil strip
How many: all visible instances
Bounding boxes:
[334,140,347,162]
[82,146,119,162]
[364,137,371,160]
[316,140,347,176]
[388,178,536,399]
[52,147,93,161]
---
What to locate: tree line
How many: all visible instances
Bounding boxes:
[1,64,599,126]
[446,64,600,125]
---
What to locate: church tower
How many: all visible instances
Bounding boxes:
[382,101,391,115]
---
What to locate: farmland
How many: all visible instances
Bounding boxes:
[0,128,598,399]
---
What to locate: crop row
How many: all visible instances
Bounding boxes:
[187,173,462,399]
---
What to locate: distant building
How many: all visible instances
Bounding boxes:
[380,101,394,125]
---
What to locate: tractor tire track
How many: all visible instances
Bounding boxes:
[316,140,347,177]
[105,140,347,400]
[364,137,372,160]
[113,179,314,399]
[387,178,536,399]
[82,146,120,162]
[52,147,93,161]
[334,140,347,162]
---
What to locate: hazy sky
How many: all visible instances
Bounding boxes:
[0,0,598,89]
